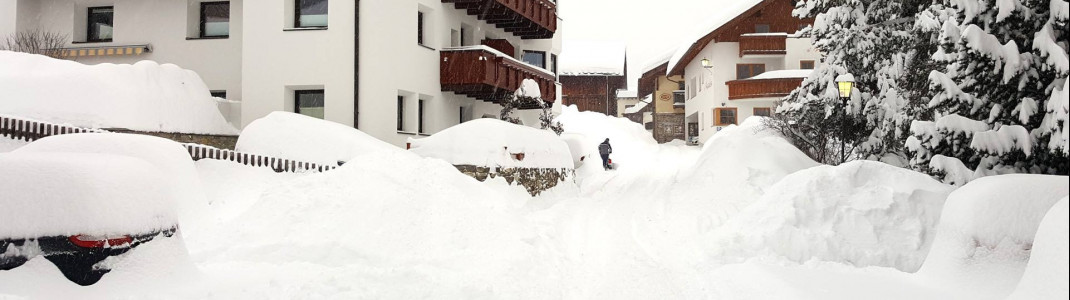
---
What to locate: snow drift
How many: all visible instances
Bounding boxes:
[1008,197,1069,299]
[235,112,400,166]
[0,51,236,135]
[407,118,572,169]
[918,174,1070,298]
[710,161,954,272]
[553,105,659,171]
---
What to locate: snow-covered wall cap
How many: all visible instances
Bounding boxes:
[407,118,573,169]
[559,40,627,76]
[667,0,765,74]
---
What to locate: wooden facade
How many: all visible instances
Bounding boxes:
[440,48,557,109]
[441,0,558,39]
[561,75,627,116]
[725,77,804,100]
[739,34,787,57]
[482,38,516,56]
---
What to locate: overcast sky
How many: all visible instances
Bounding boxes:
[559,0,728,91]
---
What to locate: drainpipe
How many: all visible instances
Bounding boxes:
[354,0,360,129]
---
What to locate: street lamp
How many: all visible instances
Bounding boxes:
[835,73,855,164]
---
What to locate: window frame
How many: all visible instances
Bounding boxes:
[294,0,328,29]
[753,107,772,117]
[86,6,114,43]
[522,50,547,69]
[199,1,230,38]
[736,64,766,80]
[755,24,771,33]
[714,107,738,126]
[800,60,815,70]
[294,89,326,119]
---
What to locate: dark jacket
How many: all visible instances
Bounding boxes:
[598,141,613,155]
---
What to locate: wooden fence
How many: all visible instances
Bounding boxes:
[0,115,335,173]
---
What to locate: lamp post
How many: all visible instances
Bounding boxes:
[835,73,855,164]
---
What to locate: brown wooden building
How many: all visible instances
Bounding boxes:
[558,41,628,116]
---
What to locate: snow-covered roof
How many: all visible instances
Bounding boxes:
[0,51,238,135]
[407,118,573,169]
[617,89,639,98]
[623,95,653,114]
[639,48,677,75]
[559,40,627,76]
[667,0,766,74]
[748,69,814,80]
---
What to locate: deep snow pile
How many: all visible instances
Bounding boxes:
[408,118,572,169]
[0,51,236,135]
[0,137,26,152]
[553,105,659,171]
[0,152,178,238]
[709,161,954,272]
[918,175,1070,298]
[235,112,400,166]
[1008,197,1069,299]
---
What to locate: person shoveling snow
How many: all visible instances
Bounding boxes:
[599,138,613,170]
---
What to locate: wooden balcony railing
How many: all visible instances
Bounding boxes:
[441,47,557,108]
[739,34,787,57]
[726,78,804,100]
[482,39,515,56]
[442,0,557,39]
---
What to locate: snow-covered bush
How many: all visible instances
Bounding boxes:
[709,161,953,272]
[918,174,1069,297]
[907,0,1069,182]
[235,111,400,166]
[0,51,237,135]
[407,118,573,170]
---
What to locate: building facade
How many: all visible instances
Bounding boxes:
[558,40,626,116]
[637,61,687,143]
[668,0,820,144]
[0,0,562,147]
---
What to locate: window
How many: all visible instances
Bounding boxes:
[87,6,114,42]
[673,91,685,104]
[754,107,772,117]
[800,60,815,70]
[523,51,546,69]
[736,64,766,79]
[200,1,229,38]
[755,24,771,33]
[295,0,328,28]
[459,107,465,123]
[418,100,426,133]
[398,94,404,130]
[550,54,558,75]
[417,12,424,45]
[714,108,738,126]
[210,90,227,99]
[295,90,325,119]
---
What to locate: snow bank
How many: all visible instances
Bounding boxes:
[0,51,236,135]
[0,137,27,153]
[553,105,659,171]
[408,118,572,169]
[0,153,178,238]
[1008,197,1069,299]
[918,175,1070,298]
[710,161,954,272]
[235,112,400,166]
[559,40,627,76]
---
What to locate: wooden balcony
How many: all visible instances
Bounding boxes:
[441,47,557,108]
[726,77,804,100]
[442,0,557,39]
[739,34,786,57]
[482,39,515,56]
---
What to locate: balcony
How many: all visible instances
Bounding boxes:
[739,34,786,57]
[441,47,557,109]
[726,77,804,100]
[442,0,558,39]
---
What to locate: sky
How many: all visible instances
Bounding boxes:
[559,0,731,92]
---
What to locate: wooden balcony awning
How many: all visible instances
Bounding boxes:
[442,0,557,39]
[441,47,557,109]
[726,77,804,100]
[739,34,786,57]
[58,44,152,58]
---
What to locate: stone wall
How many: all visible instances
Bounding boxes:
[106,129,239,150]
[455,165,573,196]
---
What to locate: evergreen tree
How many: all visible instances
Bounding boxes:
[907,0,1069,184]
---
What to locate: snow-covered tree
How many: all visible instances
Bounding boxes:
[769,0,938,165]
[500,79,563,134]
[907,0,1069,184]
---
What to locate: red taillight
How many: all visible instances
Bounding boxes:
[69,235,133,248]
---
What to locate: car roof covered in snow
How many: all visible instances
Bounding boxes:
[0,152,178,238]
[407,118,573,169]
[235,112,402,166]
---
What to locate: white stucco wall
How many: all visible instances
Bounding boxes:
[683,37,821,144]
[0,0,16,39]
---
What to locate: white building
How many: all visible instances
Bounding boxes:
[0,0,562,147]
[666,0,821,144]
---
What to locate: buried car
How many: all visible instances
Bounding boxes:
[0,152,179,286]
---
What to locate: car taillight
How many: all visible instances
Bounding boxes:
[69,235,133,248]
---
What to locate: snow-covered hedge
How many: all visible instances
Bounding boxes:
[0,51,237,135]
[408,118,572,169]
[710,161,954,272]
[235,112,400,166]
[0,153,178,238]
